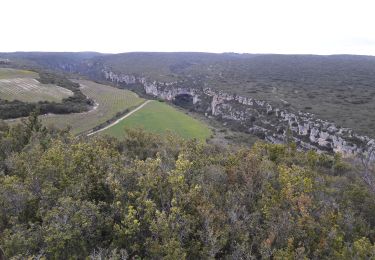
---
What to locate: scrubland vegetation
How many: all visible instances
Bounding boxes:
[1,53,375,259]
[0,113,375,259]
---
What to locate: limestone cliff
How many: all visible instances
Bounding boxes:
[102,69,375,160]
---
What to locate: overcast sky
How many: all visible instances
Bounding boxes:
[1,0,375,55]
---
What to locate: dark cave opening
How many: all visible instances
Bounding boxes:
[173,93,194,108]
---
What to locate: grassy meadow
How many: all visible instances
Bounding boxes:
[101,101,212,141]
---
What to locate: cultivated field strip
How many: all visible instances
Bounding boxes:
[40,80,144,134]
[0,68,38,79]
[0,78,73,102]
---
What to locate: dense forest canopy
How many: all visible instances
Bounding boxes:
[0,113,374,259]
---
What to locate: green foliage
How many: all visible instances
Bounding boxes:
[0,118,374,259]
[42,197,109,258]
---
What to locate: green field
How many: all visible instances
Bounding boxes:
[101,101,212,141]
[0,68,73,102]
[40,80,144,134]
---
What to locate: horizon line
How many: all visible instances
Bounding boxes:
[1,51,375,57]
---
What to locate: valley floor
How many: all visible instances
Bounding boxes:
[87,100,152,136]
[100,100,212,141]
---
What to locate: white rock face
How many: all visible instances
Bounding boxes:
[103,70,137,84]
[144,82,158,96]
[298,123,310,136]
[206,88,375,159]
[193,95,199,104]
[211,95,222,116]
[266,104,273,114]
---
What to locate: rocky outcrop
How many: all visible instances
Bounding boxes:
[102,69,375,161]
[103,69,200,104]
[103,70,137,84]
[0,58,10,65]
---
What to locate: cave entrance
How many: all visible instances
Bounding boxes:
[173,94,194,108]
